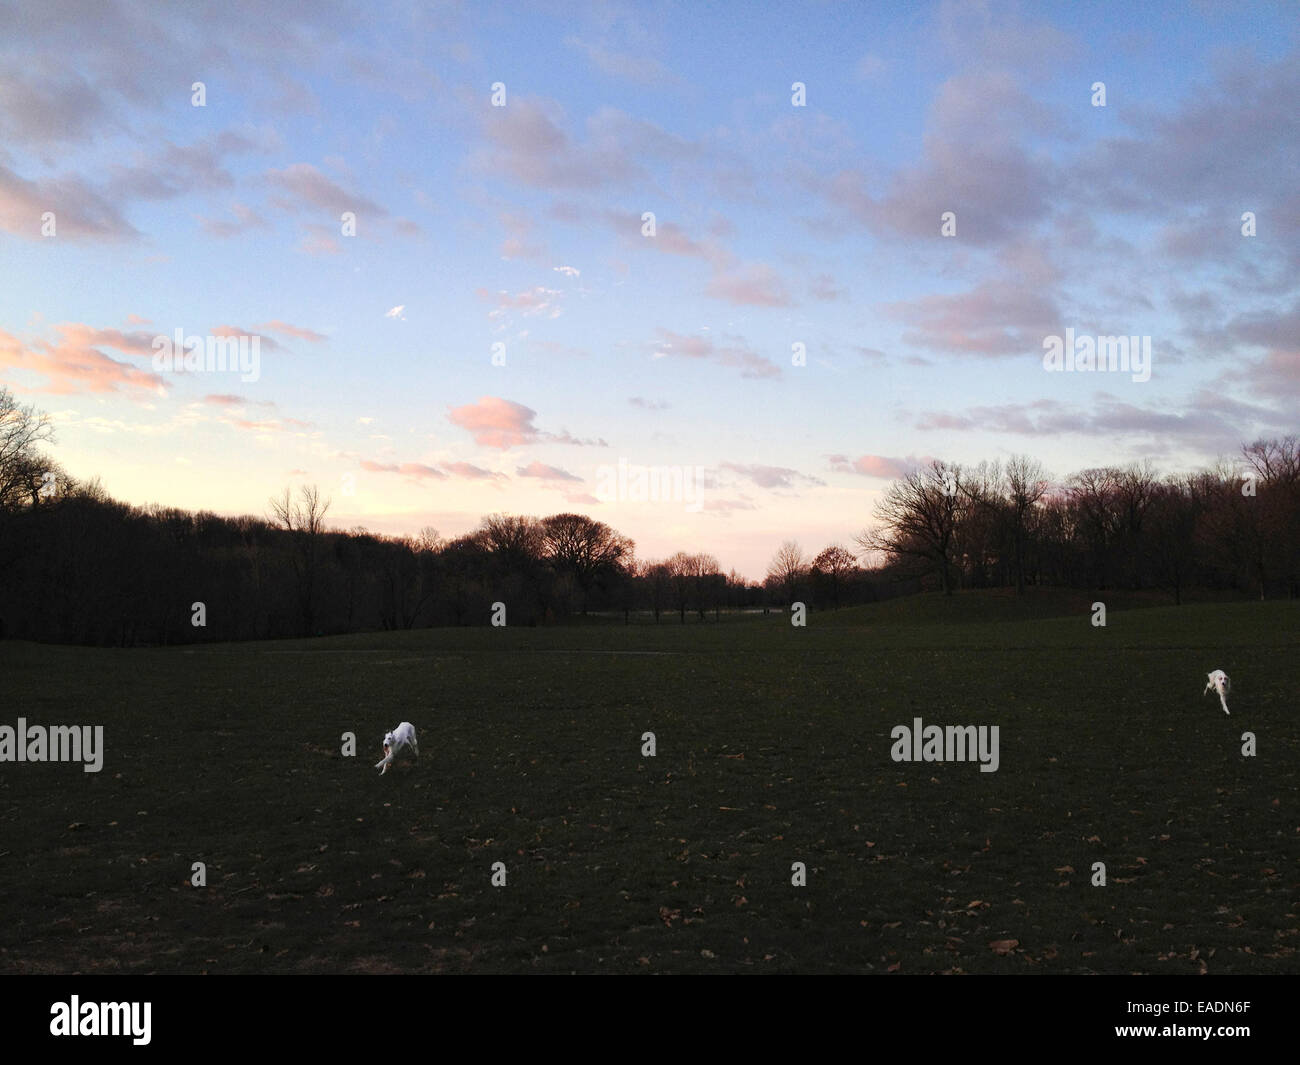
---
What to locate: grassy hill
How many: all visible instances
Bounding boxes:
[1,590,1296,973]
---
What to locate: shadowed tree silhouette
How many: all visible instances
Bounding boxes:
[269,484,331,636]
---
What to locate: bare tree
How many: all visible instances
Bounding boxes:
[1148,476,1199,605]
[0,387,57,509]
[767,540,806,605]
[1114,461,1159,589]
[478,513,544,565]
[1067,467,1120,589]
[639,559,671,622]
[857,460,963,595]
[666,551,695,622]
[540,512,634,614]
[957,459,1003,589]
[1243,436,1300,597]
[690,552,721,619]
[1243,435,1300,485]
[1004,454,1048,594]
[269,484,332,635]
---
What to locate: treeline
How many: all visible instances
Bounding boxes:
[0,388,910,646]
[854,444,1300,602]
[2,387,1294,646]
[0,482,910,645]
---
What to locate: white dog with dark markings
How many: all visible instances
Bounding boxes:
[375,721,418,774]
[1204,670,1231,715]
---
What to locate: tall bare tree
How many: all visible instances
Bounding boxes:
[767,540,806,605]
[857,460,963,595]
[666,551,695,622]
[1243,436,1300,597]
[1148,476,1199,605]
[478,513,544,565]
[640,559,671,622]
[541,512,634,614]
[690,552,721,619]
[1114,461,1159,589]
[1004,454,1048,594]
[0,387,57,509]
[1067,467,1120,589]
[269,484,332,635]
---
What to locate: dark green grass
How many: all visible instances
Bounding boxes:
[1,593,1296,973]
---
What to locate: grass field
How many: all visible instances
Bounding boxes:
[2,590,1297,974]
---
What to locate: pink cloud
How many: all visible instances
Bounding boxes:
[0,323,164,395]
[225,414,314,434]
[447,396,539,449]
[721,462,824,489]
[360,460,447,480]
[828,454,935,479]
[441,461,506,481]
[447,396,606,449]
[517,461,582,483]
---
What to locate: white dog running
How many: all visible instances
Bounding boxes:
[1204,670,1230,715]
[375,721,419,774]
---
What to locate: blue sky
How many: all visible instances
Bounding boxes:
[2,0,1296,578]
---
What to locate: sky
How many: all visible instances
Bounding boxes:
[1,0,1296,580]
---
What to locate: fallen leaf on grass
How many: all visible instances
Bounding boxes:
[989,939,1019,955]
